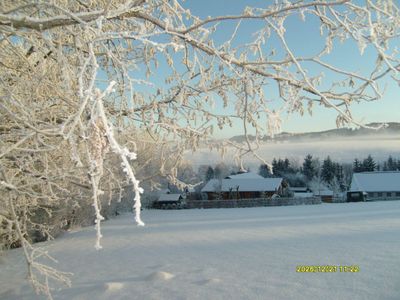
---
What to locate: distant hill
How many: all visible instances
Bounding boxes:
[229,122,400,143]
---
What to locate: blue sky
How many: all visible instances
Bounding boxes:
[98,1,399,138]
[182,0,400,136]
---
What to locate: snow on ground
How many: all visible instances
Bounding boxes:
[1,201,400,300]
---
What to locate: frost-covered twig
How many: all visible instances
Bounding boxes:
[95,82,145,226]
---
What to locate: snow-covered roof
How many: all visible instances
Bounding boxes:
[350,171,400,192]
[158,194,182,202]
[226,172,264,180]
[201,178,283,193]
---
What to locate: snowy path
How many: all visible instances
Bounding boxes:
[1,201,400,300]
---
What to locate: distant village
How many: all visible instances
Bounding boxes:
[152,154,400,209]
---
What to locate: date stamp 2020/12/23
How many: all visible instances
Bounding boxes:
[296,265,360,273]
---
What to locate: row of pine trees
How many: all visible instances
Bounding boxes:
[200,155,399,193]
[257,155,400,192]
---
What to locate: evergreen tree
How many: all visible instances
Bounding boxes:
[272,158,284,176]
[387,156,397,171]
[362,155,376,172]
[272,158,290,176]
[205,166,215,181]
[302,154,316,181]
[272,157,299,179]
[284,158,290,171]
[272,158,278,173]
[353,158,362,173]
[321,156,335,184]
[258,164,272,178]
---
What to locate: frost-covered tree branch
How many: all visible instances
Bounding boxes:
[1,0,399,298]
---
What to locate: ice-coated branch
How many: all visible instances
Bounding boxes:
[95,82,145,226]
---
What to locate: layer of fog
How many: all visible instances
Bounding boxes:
[187,135,400,169]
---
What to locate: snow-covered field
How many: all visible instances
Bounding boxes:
[2,201,400,300]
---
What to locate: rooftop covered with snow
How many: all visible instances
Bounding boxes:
[350,171,400,192]
[201,178,283,193]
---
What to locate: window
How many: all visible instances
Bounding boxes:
[396,192,400,197]
[377,192,383,197]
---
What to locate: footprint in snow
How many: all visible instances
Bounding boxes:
[146,271,175,281]
[104,282,125,292]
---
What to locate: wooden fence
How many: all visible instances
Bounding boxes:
[185,197,321,209]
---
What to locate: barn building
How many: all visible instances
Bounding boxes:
[153,193,184,209]
[201,173,284,200]
[349,171,400,201]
